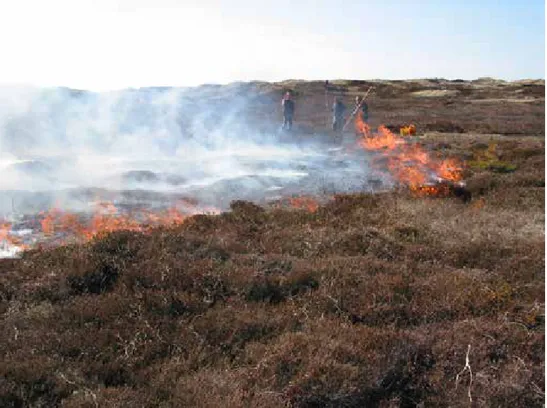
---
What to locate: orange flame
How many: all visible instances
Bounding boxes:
[1,201,221,255]
[400,124,417,136]
[359,125,398,150]
[0,221,28,252]
[41,202,191,241]
[288,196,319,212]
[355,114,463,195]
[0,222,12,242]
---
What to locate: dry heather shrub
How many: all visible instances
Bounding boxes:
[317,227,404,260]
[242,320,436,407]
[245,270,319,304]
[171,368,285,408]
[417,317,545,407]
[1,354,70,408]
[189,305,298,363]
[309,266,418,326]
[0,132,543,407]
[410,269,516,322]
[60,386,156,408]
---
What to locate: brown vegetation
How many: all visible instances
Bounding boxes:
[199,78,545,136]
[1,135,544,407]
[0,83,545,407]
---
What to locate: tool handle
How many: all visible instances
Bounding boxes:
[342,86,374,131]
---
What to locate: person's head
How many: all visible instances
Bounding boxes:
[335,96,342,103]
[284,91,291,100]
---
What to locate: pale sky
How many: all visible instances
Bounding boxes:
[0,0,544,91]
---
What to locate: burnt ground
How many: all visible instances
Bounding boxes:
[0,79,545,407]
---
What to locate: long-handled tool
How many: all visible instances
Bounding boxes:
[342,86,374,131]
[324,80,330,128]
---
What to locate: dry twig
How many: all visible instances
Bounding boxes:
[455,344,473,404]
[57,372,98,408]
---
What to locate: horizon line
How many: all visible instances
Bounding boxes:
[0,76,544,93]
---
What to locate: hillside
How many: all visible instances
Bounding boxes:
[0,79,545,407]
[1,78,544,141]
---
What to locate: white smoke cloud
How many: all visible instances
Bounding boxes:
[0,84,381,216]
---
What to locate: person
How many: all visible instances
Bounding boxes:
[354,95,369,123]
[281,92,295,130]
[332,97,346,131]
[353,95,372,138]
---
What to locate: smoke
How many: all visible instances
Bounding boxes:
[0,84,381,215]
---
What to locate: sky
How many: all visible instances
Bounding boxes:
[0,0,544,91]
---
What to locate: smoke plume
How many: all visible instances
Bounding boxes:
[0,84,380,216]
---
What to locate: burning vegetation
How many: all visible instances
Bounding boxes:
[0,80,544,407]
[1,201,220,256]
[0,129,544,407]
[355,114,469,199]
[37,201,216,241]
[0,116,473,256]
[0,122,472,256]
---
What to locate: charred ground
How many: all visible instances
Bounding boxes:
[0,79,545,407]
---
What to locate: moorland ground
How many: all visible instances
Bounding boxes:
[0,78,545,407]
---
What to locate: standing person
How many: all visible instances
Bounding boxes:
[324,80,330,127]
[332,97,346,131]
[354,95,369,123]
[281,91,295,130]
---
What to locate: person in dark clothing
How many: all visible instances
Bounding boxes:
[281,92,295,130]
[332,97,346,131]
[355,96,369,123]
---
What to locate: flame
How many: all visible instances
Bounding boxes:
[0,222,11,242]
[40,208,61,235]
[359,125,398,150]
[288,196,319,212]
[0,221,28,252]
[411,183,451,197]
[400,124,417,136]
[435,158,462,182]
[355,114,463,195]
[2,201,221,255]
